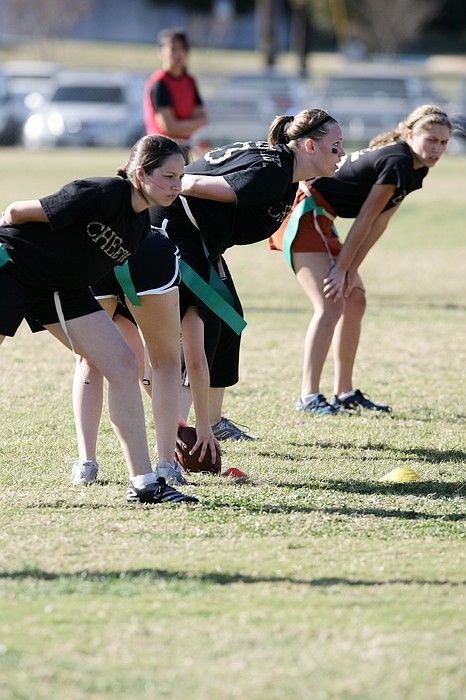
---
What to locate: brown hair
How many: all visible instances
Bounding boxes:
[117,134,184,181]
[369,104,452,148]
[268,109,338,147]
[157,27,189,51]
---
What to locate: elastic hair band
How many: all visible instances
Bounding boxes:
[293,114,333,140]
[283,116,294,143]
[411,111,449,129]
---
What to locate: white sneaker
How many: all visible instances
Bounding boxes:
[71,459,99,485]
[155,461,188,486]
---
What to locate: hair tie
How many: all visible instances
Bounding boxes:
[283,117,294,143]
[294,114,332,140]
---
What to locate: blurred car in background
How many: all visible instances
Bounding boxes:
[313,68,442,146]
[194,72,308,147]
[22,70,145,148]
[1,60,59,144]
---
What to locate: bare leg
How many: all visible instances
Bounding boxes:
[332,286,366,395]
[181,306,219,460]
[72,358,103,462]
[293,252,343,397]
[208,387,225,425]
[128,289,181,464]
[46,310,152,477]
[114,314,152,397]
[72,298,117,463]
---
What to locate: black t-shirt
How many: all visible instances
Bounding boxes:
[0,177,150,290]
[154,141,297,255]
[313,141,429,218]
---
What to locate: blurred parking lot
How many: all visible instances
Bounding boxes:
[0,59,464,153]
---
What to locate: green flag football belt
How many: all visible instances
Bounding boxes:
[282,185,338,272]
[0,243,12,268]
[114,260,141,306]
[177,196,246,336]
[113,225,246,336]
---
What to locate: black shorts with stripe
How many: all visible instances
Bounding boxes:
[92,228,180,301]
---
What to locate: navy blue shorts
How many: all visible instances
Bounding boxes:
[0,263,101,337]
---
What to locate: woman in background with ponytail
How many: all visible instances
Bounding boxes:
[269,105,451,415]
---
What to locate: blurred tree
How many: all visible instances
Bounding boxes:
[288,0,313,77]
[425,0,466,32]
[3,0,91,38]
[345,0,443,54]
[255,0,278,67]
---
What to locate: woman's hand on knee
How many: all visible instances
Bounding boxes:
[323,264,346,301]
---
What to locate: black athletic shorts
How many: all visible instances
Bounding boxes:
[203,261,243,388]
[92,229,180,300]
[0,262,101,337]
[150,207,243,388]
[175,254,243,388]
[150,204,210,320]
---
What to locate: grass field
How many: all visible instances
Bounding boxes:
[0,149,465,700]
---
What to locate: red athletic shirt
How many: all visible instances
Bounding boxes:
[143,69,203,138]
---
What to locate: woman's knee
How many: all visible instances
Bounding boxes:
[346,287,367,318]
[314,297,344,324]
[106,344,140,384]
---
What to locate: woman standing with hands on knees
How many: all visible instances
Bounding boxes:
[270,105,451,415]
[0,134,198,505]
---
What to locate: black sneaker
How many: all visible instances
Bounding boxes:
[126,477,199,504]
[212,417,258,441]
[296,394,339,415]
[330,389,392,413]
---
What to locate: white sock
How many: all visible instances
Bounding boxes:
[301,392,320,403]
[157,459,174,467]
[131,472,157,489]
[338,390,354,400]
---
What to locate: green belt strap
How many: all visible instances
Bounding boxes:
[114,261,141,306]
[282,194,332,272]
[179,259,246,335]
[0,244,12,268]
[178,195,246,334]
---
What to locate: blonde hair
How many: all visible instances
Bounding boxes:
[369,104,452,148]
[268,109,338,147]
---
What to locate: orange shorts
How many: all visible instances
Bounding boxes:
[269,186,342,257]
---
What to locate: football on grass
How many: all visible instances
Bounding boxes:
[177,426,221,473]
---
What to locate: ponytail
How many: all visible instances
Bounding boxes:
[268,109,337,147]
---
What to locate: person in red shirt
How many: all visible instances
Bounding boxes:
[143,28,208,158]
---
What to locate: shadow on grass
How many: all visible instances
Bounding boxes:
[1,567,464,588]
[287,441,466,465]
[223,502,465,521]
[274,479,465,498]
[16,500,464,521]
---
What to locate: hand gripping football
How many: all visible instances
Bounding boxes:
[177,426,221,474]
